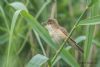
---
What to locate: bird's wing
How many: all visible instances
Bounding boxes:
[59,27,68,36]
[60,26,84,53]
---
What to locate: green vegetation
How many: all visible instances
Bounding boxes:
[0,0,100,67]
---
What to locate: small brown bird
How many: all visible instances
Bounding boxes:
[45,18,83,53]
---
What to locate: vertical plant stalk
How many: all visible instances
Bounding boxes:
[35,0,51,19]
[86,45,96,67]
[68,0,76,22]
[50,0,57,19]
[51,6,89,64]
[33,31,46,56]
[84,0,96,67]
[6,10,21,67]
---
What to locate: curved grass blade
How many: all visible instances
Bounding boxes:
[10,2,28,11]
[26,54,48,67]
[6,10,21,67]
[79,16,100,25]
[75,36,86,44]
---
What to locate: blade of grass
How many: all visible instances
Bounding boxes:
[6,10,21,67]
[35,0,51,19]
[10,2,30,55]
[84,26,95,61]
[26,54,48,67]
[84,0,97,66]
[10,2,28,12]
[34,31,46,56]
[75,36,86,44]
[79,15,100,25]
[0,6,9,31]
[0,33,8,44]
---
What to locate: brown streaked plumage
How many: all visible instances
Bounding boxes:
[45,18,83,53]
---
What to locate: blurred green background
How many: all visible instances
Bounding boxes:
[0,0,100,67]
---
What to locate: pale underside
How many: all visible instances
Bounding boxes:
[45,24,66,44]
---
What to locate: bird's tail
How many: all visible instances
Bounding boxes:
[68,37,84,53]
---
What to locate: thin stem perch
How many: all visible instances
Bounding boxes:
[51,6,89,64]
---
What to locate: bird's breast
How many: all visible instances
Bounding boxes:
[50,29,66,43]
